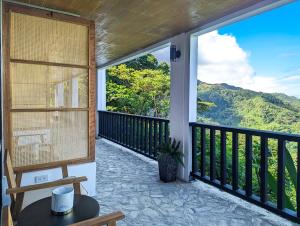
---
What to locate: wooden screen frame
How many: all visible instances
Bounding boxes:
[2,2,96,172]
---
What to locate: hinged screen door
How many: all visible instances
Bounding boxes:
[3,4,95,171]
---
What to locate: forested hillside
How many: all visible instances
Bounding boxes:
[198,82,300,134]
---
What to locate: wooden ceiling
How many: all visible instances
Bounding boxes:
[12,0,263,67]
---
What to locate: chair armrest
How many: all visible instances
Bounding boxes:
[68,211,125,226]
[6,176,87,194]
[1,206,13,226]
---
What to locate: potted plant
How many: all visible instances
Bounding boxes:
[157,138,184,182]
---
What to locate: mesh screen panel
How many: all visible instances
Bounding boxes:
[10,12,89,65]
[7,12,91,168]
[11,111,88,167]
[11,63,88,109]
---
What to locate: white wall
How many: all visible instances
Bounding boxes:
[20,162,96,196]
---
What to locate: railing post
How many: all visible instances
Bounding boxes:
[200,127,206,177]
[149,119,153,157]
[277,139,286,210]
[153,121,158,157]
[210,129,216,182]
[245,134,253,197]
[145,119,148,155]
[260,136,268,203]
[158,121,163,147]
[220,130,227,186]
[232,132,238,190]
[99,111,103,138]
[164,121,169,143]
[191,125,198,174]
[136,117,140,151]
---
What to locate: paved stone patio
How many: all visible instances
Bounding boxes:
[95,139,297,226]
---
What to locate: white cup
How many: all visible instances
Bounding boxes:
[51,186,74,215]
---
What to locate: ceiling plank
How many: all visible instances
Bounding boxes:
[10,0,267,66]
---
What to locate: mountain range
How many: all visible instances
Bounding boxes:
[197,81,300,134]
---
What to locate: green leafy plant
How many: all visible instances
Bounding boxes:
[157,138,184,166]
[267,147,296,210]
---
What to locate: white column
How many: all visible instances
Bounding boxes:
[169,33,198,182]
[97,69,106,111]
[96,68,106,137]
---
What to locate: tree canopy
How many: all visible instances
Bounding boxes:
[106,54,170,117]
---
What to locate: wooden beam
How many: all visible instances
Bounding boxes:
[10,108,88,112]
[12,193,24,220]
[7,176,87,194]
[73,183,81,195]
[15,172,22,187]
[61,165,68,178]
[1,206,13,226]
[3,2,92,25]
[68,211,125,226]
[88,21,96,161]
[13,157,94,173]
[10,58,90,69]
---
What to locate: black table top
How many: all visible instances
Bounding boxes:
[18,195,100,226]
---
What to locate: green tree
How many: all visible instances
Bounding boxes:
[106,54,170,117]
[107,54,215,118]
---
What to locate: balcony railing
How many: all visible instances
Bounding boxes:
[98,111,300,223]
[98,111,169,160]
[190,122,300,223]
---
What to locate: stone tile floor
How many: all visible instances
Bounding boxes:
[95,139,298,226]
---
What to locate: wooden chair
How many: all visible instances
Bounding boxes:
[68,211,125,226]
[1,206,13,226]
[4,150,88,220]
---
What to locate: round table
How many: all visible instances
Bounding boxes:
[18,195,100,226]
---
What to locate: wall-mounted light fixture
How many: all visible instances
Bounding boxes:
[170,45,181,62]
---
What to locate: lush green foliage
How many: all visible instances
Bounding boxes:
[198,82,300,134]
[106,54,170,117]
[106,54,212,117]
[157,138,184,166]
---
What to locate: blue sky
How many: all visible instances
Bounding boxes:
[153,1,300,97]
[219,0,300,77]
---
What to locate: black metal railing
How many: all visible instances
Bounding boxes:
[98,111,169,159]
[190,122,300,223]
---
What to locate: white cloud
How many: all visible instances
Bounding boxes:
[197,31,300,97]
